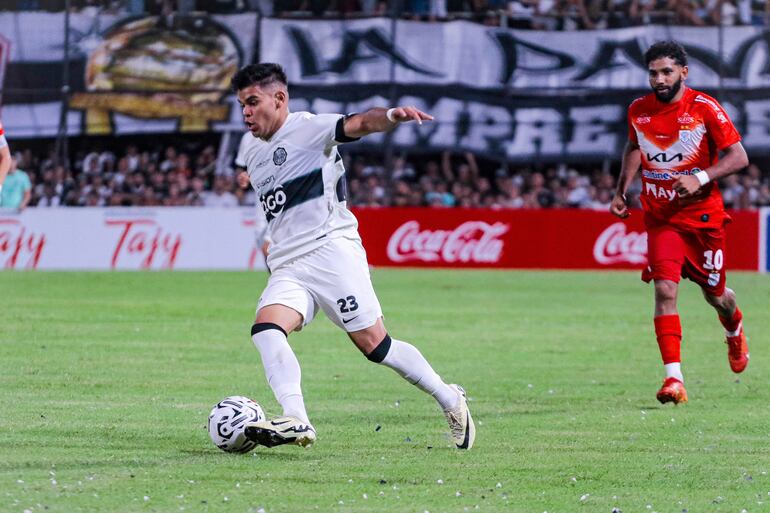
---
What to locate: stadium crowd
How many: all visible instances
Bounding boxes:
[6,140,769,210]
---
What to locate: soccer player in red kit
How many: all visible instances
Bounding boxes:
[610,41,749,405]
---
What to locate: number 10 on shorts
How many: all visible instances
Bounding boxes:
[703,249,723,270]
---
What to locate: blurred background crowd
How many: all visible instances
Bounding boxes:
[6,137,769,210]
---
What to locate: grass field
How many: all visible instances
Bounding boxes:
[1,269,769,513]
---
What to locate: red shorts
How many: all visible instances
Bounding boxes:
[641,223,727,296]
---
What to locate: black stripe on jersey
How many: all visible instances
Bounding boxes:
[335,115,361,143]
[336,174,347,202]
[262,168,324,222]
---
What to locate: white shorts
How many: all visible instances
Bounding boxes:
[257,237,383,333]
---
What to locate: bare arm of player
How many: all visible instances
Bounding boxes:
[610,140,641,219]
[673,142,749,198]
[342,107,433,139]
[0,143,10,186]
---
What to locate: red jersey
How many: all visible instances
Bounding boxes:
[627,87,741,230]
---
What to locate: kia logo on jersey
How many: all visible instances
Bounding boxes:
[647,152,683,163]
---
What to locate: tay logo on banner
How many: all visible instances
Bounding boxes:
[0,218,46,269]
[106,219,182,269]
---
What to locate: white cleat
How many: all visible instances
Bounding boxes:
[244,416,317,448]
[443,384,475,449]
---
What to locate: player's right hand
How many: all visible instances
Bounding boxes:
[610,193,630,218]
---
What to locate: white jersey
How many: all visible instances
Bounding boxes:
[239,111,359,269]
[235,132,270,245]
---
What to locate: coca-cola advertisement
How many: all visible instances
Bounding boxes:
[353,208,760,271]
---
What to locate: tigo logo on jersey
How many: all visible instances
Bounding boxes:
[273,147,287,166]
[260,185,287,217]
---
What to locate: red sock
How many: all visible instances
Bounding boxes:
[719,307,743,333]
[654,314,682,364]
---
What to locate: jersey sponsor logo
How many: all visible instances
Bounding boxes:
[255,175,275,190]
[644,182,677,201]
[386,220,509,264]
[646,151,683,163]
[260,184,287,217]
[642,168,700,181]
[254,158,271,169]
[259,168,325,222]
[273,147,287,166]
[593,222,647,265]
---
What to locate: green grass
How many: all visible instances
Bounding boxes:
[1,269,769,513]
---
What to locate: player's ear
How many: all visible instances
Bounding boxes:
[681,65,688,81]
[274,89,286,108]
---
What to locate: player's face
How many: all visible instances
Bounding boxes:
[237,83,287,140]
[648,57,688,103]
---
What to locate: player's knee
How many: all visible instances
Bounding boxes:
[654,281,677,302]
[251,322,287,338]
[366,334,392,363]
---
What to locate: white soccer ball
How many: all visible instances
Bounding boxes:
[208,395,265,453]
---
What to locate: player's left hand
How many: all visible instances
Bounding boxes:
[390,106,433,125]
[672,174,701,198]
[236,171,250,189]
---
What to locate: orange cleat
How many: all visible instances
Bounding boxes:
[726,329,749,373]
[656,377,688,405]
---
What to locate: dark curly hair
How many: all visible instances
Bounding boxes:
[645,41,688,67]
[230,63,288,92]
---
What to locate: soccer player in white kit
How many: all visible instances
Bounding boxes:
[233,63,475,450]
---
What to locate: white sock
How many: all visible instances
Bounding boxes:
[664,363,683,382]
[252,326,310,424]
[377,337,458,410]
[725,321,742,338]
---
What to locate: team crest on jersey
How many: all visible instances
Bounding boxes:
[273,147,287,166]
[677,113,694,124]
[636,115,651,125]
[679,130,692,143]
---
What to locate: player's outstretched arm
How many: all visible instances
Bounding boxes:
[342,107,433,139]
[673,142,749,198]
[610,140,641,219]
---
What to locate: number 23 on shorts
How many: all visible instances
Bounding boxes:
[337,295,359,313]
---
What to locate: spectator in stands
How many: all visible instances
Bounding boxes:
[1,155,32,211]
[204,175,238,207]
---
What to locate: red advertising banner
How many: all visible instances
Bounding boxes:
[352,208,759,271]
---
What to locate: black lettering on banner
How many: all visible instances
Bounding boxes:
[337,295,359,313]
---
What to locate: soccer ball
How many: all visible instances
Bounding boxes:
[208,395,265,453]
